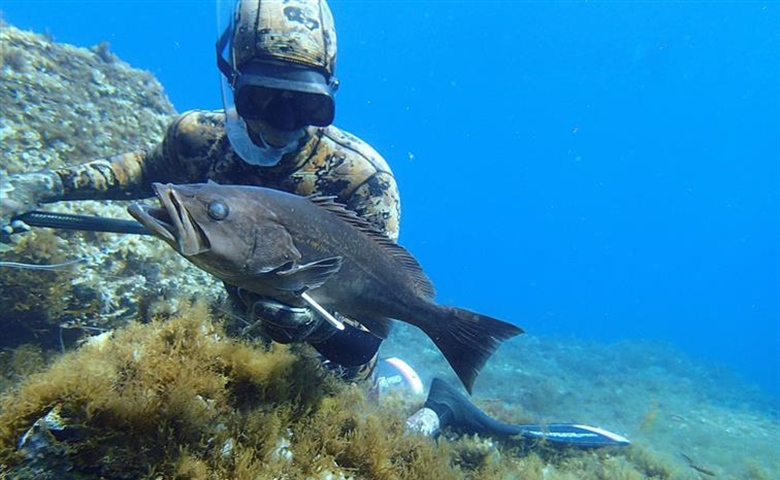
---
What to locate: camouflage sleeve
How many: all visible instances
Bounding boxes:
[346,170,401,242]
[50,111,221,201]
[52,149,152,201]
[288,126,401,241]
[309,126,401,242]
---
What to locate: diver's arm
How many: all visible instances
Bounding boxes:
[48,111,221,202]
[313,125,401,241]
[1,150,154,233]
[51,150,154,201]
[345,170,401,241]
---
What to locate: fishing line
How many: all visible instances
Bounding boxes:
[0,235,132,271]
[0,257,89,270]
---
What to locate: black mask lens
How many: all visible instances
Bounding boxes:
[263,95,301,131]
[235,86,334,131]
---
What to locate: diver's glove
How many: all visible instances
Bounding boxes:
[248,296,338,344]
[0,171,63,240]
[227,285,336,344]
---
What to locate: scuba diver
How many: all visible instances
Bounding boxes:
[1,0,630,450]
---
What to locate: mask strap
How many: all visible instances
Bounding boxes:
[216,25,239,86]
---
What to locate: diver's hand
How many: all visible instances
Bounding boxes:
[228,286,331,343]
[225,284,338,343]
[0,171,63,238]
[250,297,319,342]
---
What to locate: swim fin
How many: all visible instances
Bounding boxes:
[422,377,630,448]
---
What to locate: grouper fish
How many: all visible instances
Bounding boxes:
[128,182,523,392]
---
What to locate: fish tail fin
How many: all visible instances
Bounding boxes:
[425,307,523,394]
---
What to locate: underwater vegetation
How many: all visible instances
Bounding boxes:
[0,303,698,480]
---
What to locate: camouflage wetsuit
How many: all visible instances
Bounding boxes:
[51,111,400,239]
[45,110,400,378]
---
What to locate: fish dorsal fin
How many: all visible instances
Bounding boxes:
[307,195,436,298]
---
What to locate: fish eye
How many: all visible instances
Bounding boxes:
[207,201,229,220]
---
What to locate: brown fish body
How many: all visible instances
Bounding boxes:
[129,182,523,392]
[244,187,439,325]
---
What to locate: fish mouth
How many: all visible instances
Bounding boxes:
[128,183,210,256]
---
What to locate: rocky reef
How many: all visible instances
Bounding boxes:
[0,23,223,352]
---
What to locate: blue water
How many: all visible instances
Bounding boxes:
[4,1,779,398]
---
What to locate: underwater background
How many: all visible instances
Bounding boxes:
[1,1,779,479]
[4,0,777,398]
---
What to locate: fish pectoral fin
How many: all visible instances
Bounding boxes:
[274,256,343,292]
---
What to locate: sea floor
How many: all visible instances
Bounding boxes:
[381,323,780,479]
[0,307,778,479]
